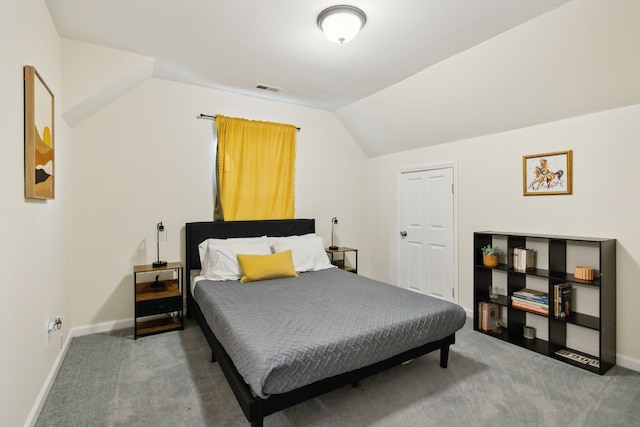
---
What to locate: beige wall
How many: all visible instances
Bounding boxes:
[5,0,640,425]
[337,0,640,156]
[70,76,369,328]
[365,104,640,370]
[0,0,73,425]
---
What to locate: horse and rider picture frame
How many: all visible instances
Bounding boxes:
[523,150,573,196]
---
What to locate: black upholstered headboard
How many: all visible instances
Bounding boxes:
[184,219,315,317]
[185,219,316,272]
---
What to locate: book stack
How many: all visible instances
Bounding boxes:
[477,302,500,331]
[511,288,548,315]
[513,248,535,271]
[555,349,599,368]
[554,283,572,317]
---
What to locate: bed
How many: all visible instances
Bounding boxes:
[185,219,466,427]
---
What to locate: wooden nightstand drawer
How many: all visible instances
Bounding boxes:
[136,296,182,317]
[134,262,184,339]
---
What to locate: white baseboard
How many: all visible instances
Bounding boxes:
[25,318,133,427]
[25,331,73,427]
[71,318,133,337]
[616,353,640,372]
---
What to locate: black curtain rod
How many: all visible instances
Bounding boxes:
[198,113,300,131]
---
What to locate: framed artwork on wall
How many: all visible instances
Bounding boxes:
[523,150,572,196]
[24,65,55,199]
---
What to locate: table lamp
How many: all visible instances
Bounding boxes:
[329,217,339,250]
[152,221,167,268]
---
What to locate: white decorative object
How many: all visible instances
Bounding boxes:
[513,247,535,271]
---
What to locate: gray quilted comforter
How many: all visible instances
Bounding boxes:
[194,268,466,398]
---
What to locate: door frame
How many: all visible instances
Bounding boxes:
[397,162,459,303]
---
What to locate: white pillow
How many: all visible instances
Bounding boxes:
[198,236,268,264]
[201,237,272,281]
[273,235,335,272]
[268,233,317,253]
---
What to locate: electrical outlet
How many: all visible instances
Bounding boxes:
[53,315,62,330]
[46,316,63,345]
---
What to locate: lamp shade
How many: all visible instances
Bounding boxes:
[318,5,366,44]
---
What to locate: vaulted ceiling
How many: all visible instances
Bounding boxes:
[46,0,640,157]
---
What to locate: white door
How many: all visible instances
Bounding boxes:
[399,167,456,302]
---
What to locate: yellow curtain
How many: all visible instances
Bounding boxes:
[215,115,296,221]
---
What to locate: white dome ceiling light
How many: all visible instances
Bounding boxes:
[317,5,367,44]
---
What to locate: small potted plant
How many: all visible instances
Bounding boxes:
[481,244,500,268]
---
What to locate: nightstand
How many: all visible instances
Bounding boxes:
[325,247,358,273]
[133,262,183,339]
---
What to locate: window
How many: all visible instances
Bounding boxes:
[214,115,296,221]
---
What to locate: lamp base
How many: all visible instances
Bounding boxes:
[152,260,167,268]
[328,246,339,250]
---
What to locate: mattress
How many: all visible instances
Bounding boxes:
[193,267,466,398]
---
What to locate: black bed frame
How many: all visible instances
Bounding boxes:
[185,219,456,427]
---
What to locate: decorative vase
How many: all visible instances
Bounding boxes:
[483,254,498,268]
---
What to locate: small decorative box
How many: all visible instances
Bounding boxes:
[574,266,594,281]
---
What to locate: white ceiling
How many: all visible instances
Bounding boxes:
[45,0,572,111]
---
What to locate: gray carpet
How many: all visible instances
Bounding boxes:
[36,318,640,427]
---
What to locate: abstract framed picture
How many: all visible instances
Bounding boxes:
[523,150,572,196]
[24,65,55,199]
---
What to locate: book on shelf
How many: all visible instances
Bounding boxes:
[513,247,535,271]
[478,302,500,331]
[512,288,549,304]
[511,296,548,309]
[555,349,599,368]
[554,283,572,317]
[511,300,549,315]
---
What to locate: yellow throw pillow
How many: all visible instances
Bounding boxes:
[237,250,299,283]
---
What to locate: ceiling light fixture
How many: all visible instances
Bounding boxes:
[317,5,367,44]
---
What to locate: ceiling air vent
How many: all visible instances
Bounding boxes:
[255,83,282,93]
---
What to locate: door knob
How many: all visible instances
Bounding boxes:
[400,231,407,238]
